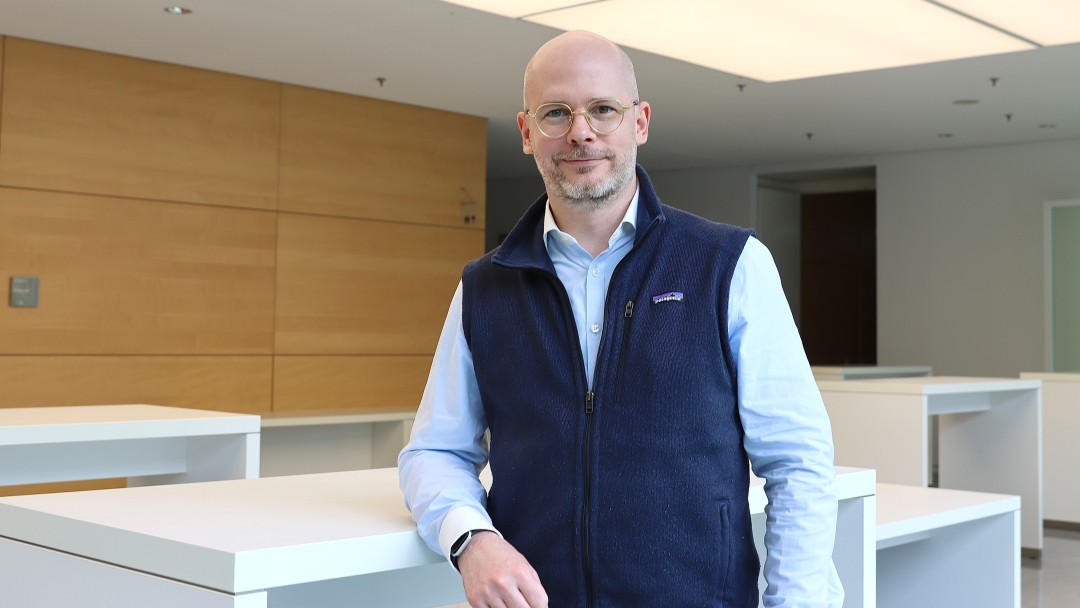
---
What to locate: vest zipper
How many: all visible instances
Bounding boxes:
[583,389,596,607]
[613,300,634,405]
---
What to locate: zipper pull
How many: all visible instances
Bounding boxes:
[585,391,595,414]
[624,300,634,318]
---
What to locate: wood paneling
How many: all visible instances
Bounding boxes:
[0,38,280,210]
[273,355,431,411]
[279,85,487,227]
[0,479,126,498]
[0,356,272,412]
[0,188,276,355]
[275,213,478,354]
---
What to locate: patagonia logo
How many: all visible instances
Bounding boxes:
[651,291,684,304]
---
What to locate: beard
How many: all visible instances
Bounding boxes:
[535,144,637,211]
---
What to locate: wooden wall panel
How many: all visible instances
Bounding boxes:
[275,213,478,354]
[279,84,487,227]
[0,38,280,210]
[0,356,272,413]
[0,188,276,354]
[273,355,431,412]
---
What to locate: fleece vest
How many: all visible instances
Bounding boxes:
[461,166,758,607]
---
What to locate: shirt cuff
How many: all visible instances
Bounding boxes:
[439,506,500,563]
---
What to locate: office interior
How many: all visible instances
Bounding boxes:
[0,1,1079,607]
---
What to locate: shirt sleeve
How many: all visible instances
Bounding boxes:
[728,237,845,608]
[398,281,499,563]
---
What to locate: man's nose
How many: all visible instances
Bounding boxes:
[566,112,596,143]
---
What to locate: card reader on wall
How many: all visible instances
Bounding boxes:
[10,276,40,308]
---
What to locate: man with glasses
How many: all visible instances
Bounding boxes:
[400,30,842,608]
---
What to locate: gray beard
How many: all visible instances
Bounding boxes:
[536,145,636,211]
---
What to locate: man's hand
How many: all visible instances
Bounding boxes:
[457,531,549,608]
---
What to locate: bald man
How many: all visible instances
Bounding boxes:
[400,30,843,608]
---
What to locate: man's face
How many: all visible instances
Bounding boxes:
[517,46,649,210]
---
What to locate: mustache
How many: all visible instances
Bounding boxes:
[554,149,614,162]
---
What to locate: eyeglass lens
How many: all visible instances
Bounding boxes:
[534,99,629,137]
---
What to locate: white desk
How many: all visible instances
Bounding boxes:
[1020,372,1080,526]
[0,466,875,608]
[259,407,415,476]
[818,376,1041,555]
[0,405,260,487]
[812,365,933,382]
[876,483,1019,608]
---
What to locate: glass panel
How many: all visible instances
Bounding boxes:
[1051,203,1080,371]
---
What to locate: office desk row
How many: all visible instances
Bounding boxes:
[0,401,1027,608]
[0,467,882,608]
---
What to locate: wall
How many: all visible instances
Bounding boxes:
[485,165,755,252]
[755,186,802,323]
[490,138,1080,377]
[876,138,1080,376]
[0,37,486,416]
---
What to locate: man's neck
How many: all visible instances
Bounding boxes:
[549,180,637,258]
[550,197,630,257]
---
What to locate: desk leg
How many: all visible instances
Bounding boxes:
[130,432,260,486]
[938,389,1042,554]
[835,494,876,608]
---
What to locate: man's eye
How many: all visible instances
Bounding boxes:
[544,108,568,120]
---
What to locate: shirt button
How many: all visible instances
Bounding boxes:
[591,268,600,277]
[590,323,600,333]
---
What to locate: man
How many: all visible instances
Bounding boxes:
[399,30,843,608]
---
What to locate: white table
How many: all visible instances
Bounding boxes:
[812,365,933,382]
[0,466,876,608]
[818,376,1041,555]
[1020,372,1080,526]
[0,405,260,487]
[876,483,1019,608]
[259,407,415,476]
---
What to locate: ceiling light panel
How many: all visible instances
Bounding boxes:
[444,0,1037,82]
[442,0,587,19]
[933,0,1080,45]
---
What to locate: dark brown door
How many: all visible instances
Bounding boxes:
[799,190,876,365]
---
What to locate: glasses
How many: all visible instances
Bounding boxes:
[526,98,638,138]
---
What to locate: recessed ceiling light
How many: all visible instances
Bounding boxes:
[164,6,192,15]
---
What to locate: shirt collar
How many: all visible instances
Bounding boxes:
[543,188,640,251]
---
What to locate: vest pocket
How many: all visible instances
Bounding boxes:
[715,498,733,604]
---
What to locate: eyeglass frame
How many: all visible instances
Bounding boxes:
[525,98,640,138]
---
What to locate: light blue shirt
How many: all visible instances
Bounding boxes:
[399,194,843,607]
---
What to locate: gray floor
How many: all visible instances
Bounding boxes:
[1022,527,1080,607]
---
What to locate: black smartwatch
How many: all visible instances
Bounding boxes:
[450,529,484,568]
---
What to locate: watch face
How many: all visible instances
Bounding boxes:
[451,530,473,557]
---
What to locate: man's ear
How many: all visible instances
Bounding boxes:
[518,112,535,155]
[634,101,651,146]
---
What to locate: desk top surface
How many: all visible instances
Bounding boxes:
[876,483,1019,541]
[812,365,932,378]
[258,406,416,428]
[0,404,260,445]
[0,466,873,593]
[1020,372,1080,383]
[817,375,1041,395]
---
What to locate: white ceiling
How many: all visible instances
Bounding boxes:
[1,0,1077,180]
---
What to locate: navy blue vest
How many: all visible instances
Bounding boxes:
[461,167,759,607]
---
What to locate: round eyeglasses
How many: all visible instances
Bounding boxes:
[526,99,638,138]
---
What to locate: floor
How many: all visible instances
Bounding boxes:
[1022,527,1080,607]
